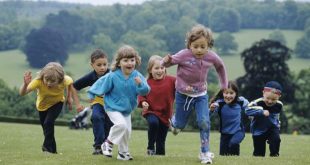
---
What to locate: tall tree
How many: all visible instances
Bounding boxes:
[236,39,295,103]
[209,6,240,32]
[268,29,287,45]
[23,27,68,68]
[214,31,238,54]
[295,28,310,58]
[289,68,310,134]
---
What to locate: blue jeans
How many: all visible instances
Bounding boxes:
[220,130,245,156]
[38,102,63,153]
[145,114,169,155]
[171,91,210,153]
[91,103,113,148]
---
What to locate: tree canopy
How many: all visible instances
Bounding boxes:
[23,27,68,68]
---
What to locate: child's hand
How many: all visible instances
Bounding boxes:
[76,104,85,112]
[142,101,149,110]
[263,110,270,116]
[23,71,32,85]
[163,54,172,63]
[134,76,142,85]
[210,102,219,112]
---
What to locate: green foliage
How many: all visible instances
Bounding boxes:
[214,31,238,54]
[0,79,37,118]
[23,27,68,68]
[92,32,116,58]
[237,39,295,103]
[268,30,287,45]
[209,7,241,32]
[295,28,310,58]
[289,68,310,134]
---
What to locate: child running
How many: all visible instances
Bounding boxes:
[162,24,228,164]
[209,81,249,156]
[138,55,176,156]
[72,49,113,155]
[246,81,283,157]
[19,62,75,154]
[88,45,150,161]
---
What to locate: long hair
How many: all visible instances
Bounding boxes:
[110,45,141,71]
[146,55,166,79]
[37,62,65,84]
[210,80,239,105]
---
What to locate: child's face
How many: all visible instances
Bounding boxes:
[223,88,237,104]
[151,60,165,80]
[189,37,209,58]
[43,76,58,88]
[91,58,108,77]
[119,57,136,76]
[263,90,281,107]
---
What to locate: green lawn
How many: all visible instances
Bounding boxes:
[1,122,310,165]
[0,29,309,88]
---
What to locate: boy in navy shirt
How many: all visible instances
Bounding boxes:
[246,81,283,157]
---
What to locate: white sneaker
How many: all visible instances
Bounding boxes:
[101,141,113,157]
[117,152,133,161]
[169,119,180,135]
[199,152,214,164]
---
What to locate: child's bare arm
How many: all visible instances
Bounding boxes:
[19,71,32,96]
[68,84,84,112]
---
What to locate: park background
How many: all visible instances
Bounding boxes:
[0,0,310,164]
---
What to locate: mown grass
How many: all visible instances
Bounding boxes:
[0,122,310,165]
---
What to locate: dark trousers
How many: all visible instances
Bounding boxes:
[220,130,245,156]
[146,114,169,155]
[38,102,63,153]
[252,128,281,157]
[91,103,113,148]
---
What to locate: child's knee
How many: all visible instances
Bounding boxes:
[197,119,210,131]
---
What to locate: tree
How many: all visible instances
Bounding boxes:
[214,31,238,54]
[23,27,68,68]
[236,39,295,132]
[268,30,287,46]
[288,68,310,134]
[209,7,240,32]
[295,28,310,58]
[236,39,295,103]
[92,32,116,59]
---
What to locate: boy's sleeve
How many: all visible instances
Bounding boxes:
[88,73,112,100]
[73,73,91,90]
[245,99,264,116]
[64,75,73,86]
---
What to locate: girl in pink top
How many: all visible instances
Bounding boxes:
[162,24,228,164]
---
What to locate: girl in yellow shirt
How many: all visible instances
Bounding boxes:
[19,62,75,154]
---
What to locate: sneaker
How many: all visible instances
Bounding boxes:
[101,141,113,157]
[92,147,103,155]
[199,152,214,164]
[147,149,155,155]
[117,152,133,161]
[169,119,180,135]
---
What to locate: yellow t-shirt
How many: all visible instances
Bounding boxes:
[28,75,73,111]
[92,96,104,106]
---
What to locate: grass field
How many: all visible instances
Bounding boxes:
[0,29,309,88]
[1,122,310,165]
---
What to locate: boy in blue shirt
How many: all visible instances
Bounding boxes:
[246,81,283,157]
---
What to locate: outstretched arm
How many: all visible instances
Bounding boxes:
[67,84,84,112]
[19,71,33,96]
